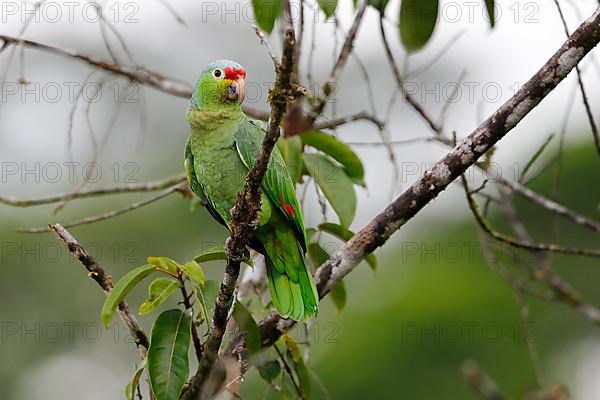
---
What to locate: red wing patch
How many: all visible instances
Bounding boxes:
[278,195,296,217]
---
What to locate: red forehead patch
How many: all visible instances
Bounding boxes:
[224,66,246,80]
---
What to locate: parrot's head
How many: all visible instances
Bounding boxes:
[190,60,247,110]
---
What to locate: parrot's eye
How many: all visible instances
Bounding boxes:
[212,69,224,80]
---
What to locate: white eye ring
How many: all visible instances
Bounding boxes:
[212,69,224,80]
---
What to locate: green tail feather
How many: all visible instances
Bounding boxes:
[259,226,318,321]
[265,255,318,321]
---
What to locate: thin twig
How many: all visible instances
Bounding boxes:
[552,0,600,154]
[461,174,600,258]
[178,274,204,362]
[406,30,466,79]
[313,111,384,130]
[461,360,506,400]
[0,174,186,207]
[345,137,439,146]
[437,70,467,131]
[56,75,126,214]
[550,81,578,241]
[329,0,368,85]
[378,13,442,134]
[306,0,369,124]
[274,344,304,399]
[65,69,97,162]
[19,183,186,233]
[490,193,545,388]
[497,188,600,326]
[494,177,600,234]
[154,0,186,25]
[333,17,377,117]
[252,25,279,67]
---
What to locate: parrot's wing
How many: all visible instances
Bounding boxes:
[185,138,229,228]
[234,119,307,251]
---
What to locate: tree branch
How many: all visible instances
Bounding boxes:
[235,3,600,353]
[49,223,149,354]
[311,0,600,300]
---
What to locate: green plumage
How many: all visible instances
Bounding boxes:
[185,60,318,320]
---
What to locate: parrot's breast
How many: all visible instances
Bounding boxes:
[188,114,247,226]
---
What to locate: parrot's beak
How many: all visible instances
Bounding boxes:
[226,77,246,104]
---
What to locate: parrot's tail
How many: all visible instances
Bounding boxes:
[265,255,318,320]
[258,228,318,321]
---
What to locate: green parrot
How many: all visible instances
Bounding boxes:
[184,60,318,320]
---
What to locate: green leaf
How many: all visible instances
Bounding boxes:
[399,0,439,52]
[304,153,357,229]
[147,256,179,273]
[330,281,347,312]
[139,278,180,315]
[519,134,554,183]
[258,360,281,383]
[194,245,253,266]
[252,0,283,33]
[101,264,156,327]
[305,227,318,242]
[485,0,495,28]
[232,301,261,357]
[147,309,192,400]
[317,0,338,17]
[195,280,220,324]
[318,222,352,240]
[179,260,205,286]
[308,242,330,268]
[125,359,146,400]
[368,0,389,13]
[301,131,365,185]
[318,223,377,270]
[277,136,303,183]
[309,241,356,311]
[193,246,227,263]
[367,253,380,272]
[284,335,311,397]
